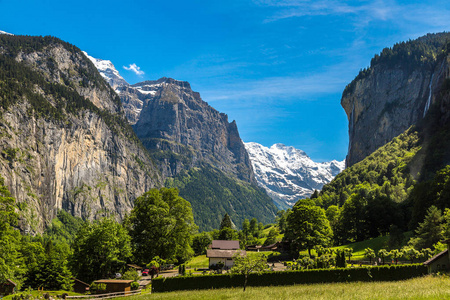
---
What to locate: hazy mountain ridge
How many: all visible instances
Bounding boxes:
[245,142,345,209]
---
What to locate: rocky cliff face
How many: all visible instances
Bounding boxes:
[342,33,450,167]
[245,142,345,209]
[125,78,256,184]
[0,35,162,233]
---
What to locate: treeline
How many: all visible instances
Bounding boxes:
[166,164,277,231]
[343,32,450,97]
[0,181,197,290]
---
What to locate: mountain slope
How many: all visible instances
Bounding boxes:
[342,32,450,167]
[245,142,344,209]
[85,53,277,230]
[0,35,162,233]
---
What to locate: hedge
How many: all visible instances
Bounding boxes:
[152,264,427,293]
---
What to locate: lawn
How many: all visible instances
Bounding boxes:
[119,275,450,300]
[332,235,390,260]
[3,290,83,300]
[185,255,208,269]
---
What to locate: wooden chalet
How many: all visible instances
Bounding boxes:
[72,278,90,294]
[93,280,133,294]
[0,279,17,296]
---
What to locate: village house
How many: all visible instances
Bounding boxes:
[206,240,245,269]
[424,239,450,273]
[0,279,16,296]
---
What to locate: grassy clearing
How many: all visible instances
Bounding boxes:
[3,290,83,300]
[120,275,450,300]
[186,255,208,269]
[332,235,390,260]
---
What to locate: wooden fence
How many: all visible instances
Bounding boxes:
[66,289,142,299]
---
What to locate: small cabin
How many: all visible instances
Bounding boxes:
[93,280,133,294]
[0,279,17,296]
[72,278,90,294]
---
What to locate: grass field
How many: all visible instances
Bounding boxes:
[186,255,208,269]
[121,275,450,300]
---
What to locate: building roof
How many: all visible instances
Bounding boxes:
[94,280,134,284]
[127,264,143,270]
[210,240,240,250]
[73,278,90,287]
[207,249,246,258]
[424,249,448,265]
[2,279,16,286]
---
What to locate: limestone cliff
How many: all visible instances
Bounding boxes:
[0,35,162,233]
[341,32,450,167]
[124,77,256,184]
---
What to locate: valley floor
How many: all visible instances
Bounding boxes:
[131,275,450,300]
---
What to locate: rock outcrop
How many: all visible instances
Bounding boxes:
[342,32,450,167]
[0,35,162,233]
[126,77,256,184]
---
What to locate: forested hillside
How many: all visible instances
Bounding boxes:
[308,35,450,246]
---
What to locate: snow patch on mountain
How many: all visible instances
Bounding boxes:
[0,30,13,35]
[245,142,345,209]
[82,51,128,89]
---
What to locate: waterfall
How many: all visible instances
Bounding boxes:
[423,73,434,117]
[423,60,446,117]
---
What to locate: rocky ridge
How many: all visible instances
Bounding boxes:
[245,142,345,209]
[342,32,450,167]
[0,35,162,233]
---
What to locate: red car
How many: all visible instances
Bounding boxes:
[142,269,149,276]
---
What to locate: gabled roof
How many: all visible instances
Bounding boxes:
[424,249,448,265]
[210,240,240,250]
[73,278,90,286]
[207,249,246,258]
[94,280,134,284]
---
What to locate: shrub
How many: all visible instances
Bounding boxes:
[130,282,140,290]
[152,264,427,293]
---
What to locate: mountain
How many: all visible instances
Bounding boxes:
[313,32,450,244]
[82,51,128,89]
[0,30,13,35]
[0,35,162,233]
[245,142,345,209]
[342,32,450,167]
[86,54,277,231]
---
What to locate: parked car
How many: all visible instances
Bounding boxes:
[142,269,149,276]
[115,273,122,278]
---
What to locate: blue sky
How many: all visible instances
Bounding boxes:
[2,0,450,161]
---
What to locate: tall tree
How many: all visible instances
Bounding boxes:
[127,188,197,264]
[0,177,24,286]
[408,205,443,250]
[71,218,132,283]
[220,213,233,230]
[284,199,333,256]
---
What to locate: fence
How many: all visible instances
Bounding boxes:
[66,289,142,299]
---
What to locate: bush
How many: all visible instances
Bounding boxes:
[89,283,106,294]
[130,282,140,290]
[152,264,427,293]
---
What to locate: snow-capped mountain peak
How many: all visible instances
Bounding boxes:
[0,30,13,35]
[245,142,345,209]
[82,51,128,89]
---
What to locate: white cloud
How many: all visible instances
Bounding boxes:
[123,63,144,76]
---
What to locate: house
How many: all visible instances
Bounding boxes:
[72,278,90,294]
[93,280,133,294]
[424,239,450,273]
[207,240,245,269]
[0,279,16,296]
[424,249,450,273]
